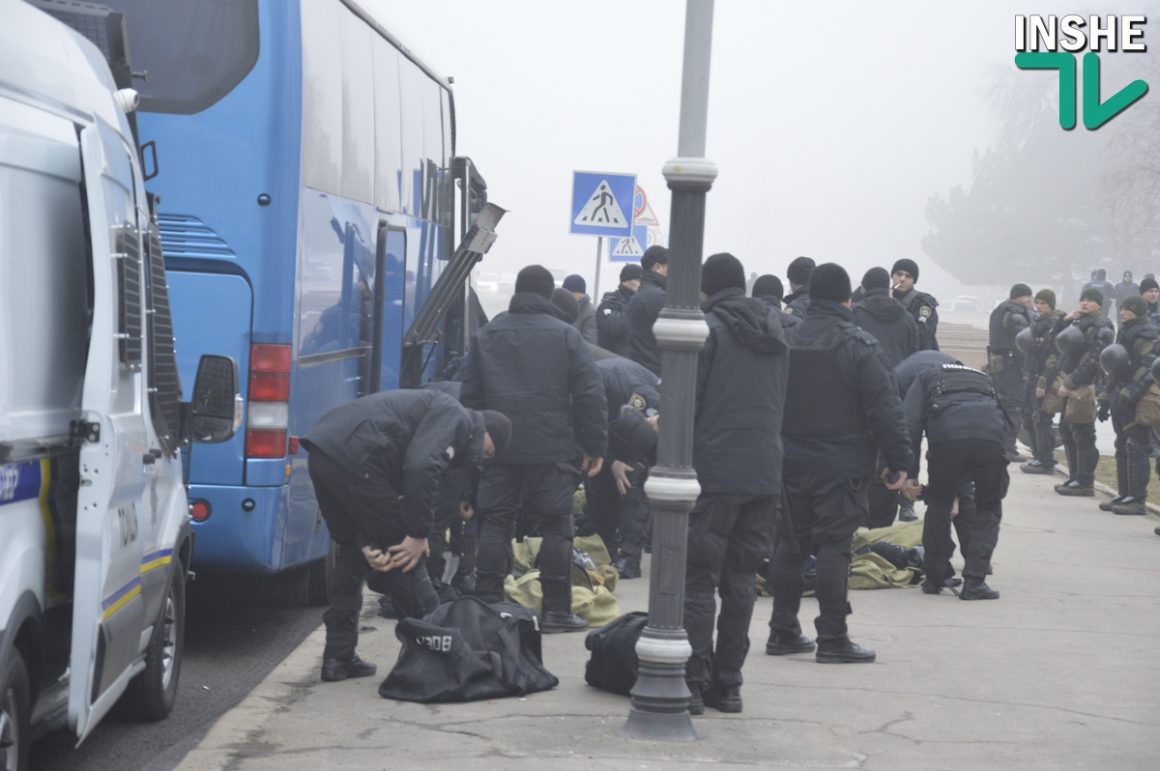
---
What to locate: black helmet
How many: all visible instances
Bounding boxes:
[1014,327,1038,356]
[1055,324,1087,357]
[1099,343,1130,377]
[1097,326,1115,345]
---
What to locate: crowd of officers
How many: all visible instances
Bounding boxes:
[297,245,1158,715]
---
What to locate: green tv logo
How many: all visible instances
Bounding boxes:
[1014,14,1149,129]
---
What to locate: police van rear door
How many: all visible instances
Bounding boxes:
[69,119,150,741]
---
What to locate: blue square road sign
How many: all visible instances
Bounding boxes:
[571,171,635,237]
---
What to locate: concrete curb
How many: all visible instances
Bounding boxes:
[1042,449,1160,517]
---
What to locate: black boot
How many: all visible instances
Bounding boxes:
[765,631,815,656]
[1099,495,1126,512]
[959,578,1000,600]
[703,683,743,713]
[816,636,876,664]
[611,555,641,579]
[321,654,377,682]
[541,610,589,633]
[687,684,705,716]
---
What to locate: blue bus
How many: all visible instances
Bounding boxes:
[41,0,492,596]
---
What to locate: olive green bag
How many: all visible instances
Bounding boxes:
[1135,383,1160,427]
[1064,383,1097,424]
[1041,375,1065,415]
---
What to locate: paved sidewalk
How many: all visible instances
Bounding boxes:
[178,471,1160,770]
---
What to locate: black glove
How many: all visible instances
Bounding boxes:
[1097,400,1111,422]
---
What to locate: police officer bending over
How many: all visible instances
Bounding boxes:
[686,253,787,713]
[988,283,1034,461]
[766,264,912,665]
[462,264,608,633]
[903,363,1007,600]
[302,389,511,682]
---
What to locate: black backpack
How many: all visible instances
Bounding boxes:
[583,611,649,696]
[379,597,558,703]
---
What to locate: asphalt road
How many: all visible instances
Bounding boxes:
[29,582,321,771]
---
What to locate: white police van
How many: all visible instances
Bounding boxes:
[0,3,239,768]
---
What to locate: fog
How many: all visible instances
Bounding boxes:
[373,0,1154,313]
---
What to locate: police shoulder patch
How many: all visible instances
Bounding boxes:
[919,305,933,320]
[628,392,647,410]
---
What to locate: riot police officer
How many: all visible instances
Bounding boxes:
[988,284,1034,461]
[1054,288,1114,497]
[1020,290,1066,475]
[752,274,800,332]
[902,362,1007,600]
[596,263,642,355]
[766,264,912,664]
[891,258,940,351]
[1098,295,1160,515]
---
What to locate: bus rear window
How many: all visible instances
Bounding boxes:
[102,0,259,114]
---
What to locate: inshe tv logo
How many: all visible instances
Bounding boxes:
[1014,15,1149,130]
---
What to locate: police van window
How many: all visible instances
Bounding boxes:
[102,0,259,114]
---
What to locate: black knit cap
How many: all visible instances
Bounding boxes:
[551,287,579,323]
[752,274,784,300]
[809,262,852,303]
[1140,277,1159,293]
[786,256,815,286]
[701,252,746,296]
[1121,295,1148,318]
[515,264,554,299]
[1009,283,1033,299]
[861,267,891,290]
[480,410,512,454]
[891,258,919,282]
[641,245,669,271]
[619,263,643,283]
[1035,288,1056,308]
[1080,287,1104,306]
[563,274,586,294]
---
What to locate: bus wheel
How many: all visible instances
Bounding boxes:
[305,541,337,607]
[124,560,186,721]
[0,649,31,771]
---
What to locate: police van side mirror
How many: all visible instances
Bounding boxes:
[188,355,240,443]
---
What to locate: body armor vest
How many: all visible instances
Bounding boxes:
[784,328,866,438]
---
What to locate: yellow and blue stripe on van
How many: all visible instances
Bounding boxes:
[99,549,175,622]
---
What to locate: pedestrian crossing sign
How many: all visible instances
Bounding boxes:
[571,171,636,237]
[610,224,649,262]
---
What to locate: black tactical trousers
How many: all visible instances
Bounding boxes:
[922,440,1006,584]
[307,450,439,660]
[1032,398,1058,466]
[993,361,1026,452]
[584,458,649,562]
[684,493,773,692]
[1060,406,1098,486]
[1112,402,1151,500]
[323,542,439,660]
[1022,378,1040,458]
[769,475,867,641]
[476,462,579,614]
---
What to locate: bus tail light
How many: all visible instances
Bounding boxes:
[246,344,291,459]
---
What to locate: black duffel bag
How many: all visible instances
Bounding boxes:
[379,597,558,703]
[584,611,649,696]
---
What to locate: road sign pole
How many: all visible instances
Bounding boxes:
[623,0,716,743]
[594,237,603,300]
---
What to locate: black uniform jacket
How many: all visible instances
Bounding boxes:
[625,271,667,376]
[853,287,919,369]
[598,355,661,425]
[694,288,789,494]
[461,292,607,464]
[596,285,635,355]
[755,293,800,332]
[902,363,1006,476]
[302,389,485,540]
[895,288,940,351]
[782,300,913,480]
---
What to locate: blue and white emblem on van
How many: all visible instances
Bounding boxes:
[0,461,41,506]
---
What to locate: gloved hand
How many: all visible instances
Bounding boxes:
[1097,399,1111,422]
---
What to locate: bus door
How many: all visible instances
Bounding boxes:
[70,120,149,740]
[370,224,407,392]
